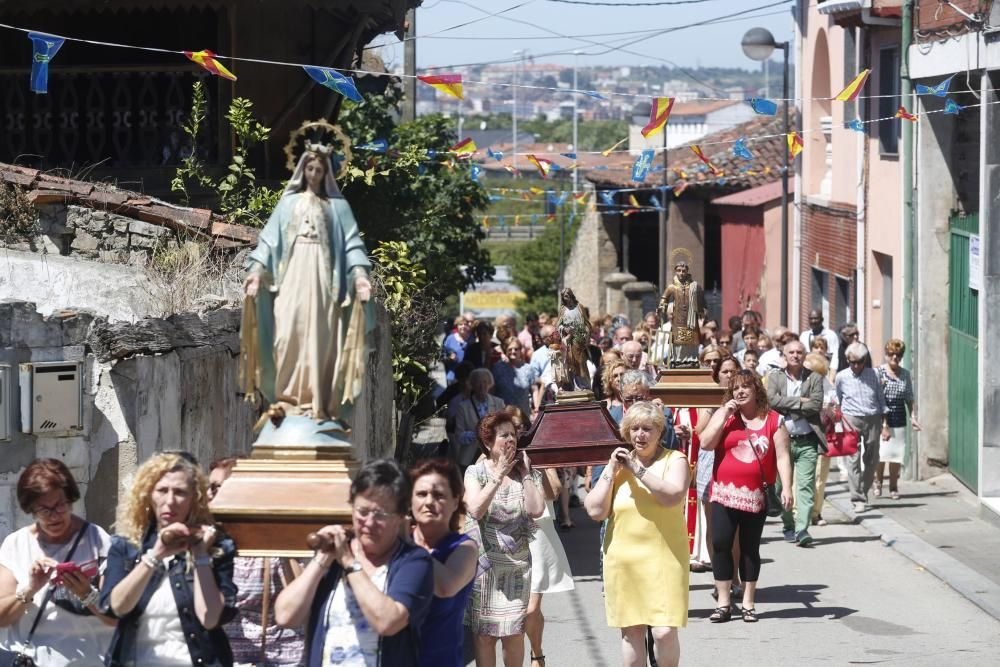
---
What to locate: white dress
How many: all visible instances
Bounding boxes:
[529,501,575,594]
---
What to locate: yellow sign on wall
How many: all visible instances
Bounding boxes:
[462,290,525,311]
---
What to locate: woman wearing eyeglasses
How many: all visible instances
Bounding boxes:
[463,412,544,667]
[874,339,920,501]
[0,458,114,665]
[275,459,433,667]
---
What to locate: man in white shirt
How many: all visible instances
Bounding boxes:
[799,310,840,372]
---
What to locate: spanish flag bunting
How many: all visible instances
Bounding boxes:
[628,194,641,207]
[482,215,489,228]
[573,192,588,203]
[787,132,804,159]
[514,215,521,226]
[450,137,477,157]
[527,154,554,178]
[602,137,628,157]
[641,97,675,138]
[690,145,720,175]
[673,181,689,197]
[184,50,237,81]
[417,74,464,100]
[895,106,918,122]
[529,186,545,195]
[623,208,640,217]
[833,69,871,102]
[672,168,687,180]
[505,165,520,176]
[521,192,532,201]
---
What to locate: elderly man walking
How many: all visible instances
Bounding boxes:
[835,342,889,513]
[766,340,825,546]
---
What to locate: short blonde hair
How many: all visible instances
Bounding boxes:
[117,453,214,547]
[619,401,665,443]
[804,352,829,377]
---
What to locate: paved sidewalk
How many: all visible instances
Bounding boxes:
[824,471,1000,620]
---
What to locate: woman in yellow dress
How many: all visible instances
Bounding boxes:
[585,401,691,667]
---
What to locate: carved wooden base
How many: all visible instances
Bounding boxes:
[518,399,627,468]
[210,457,357,557]
[649,368,726,408]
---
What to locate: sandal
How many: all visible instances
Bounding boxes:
[890,490,900,500]
[873,481,882,497]
[709,606,732,623]
[531,656,546,666]
[741,607,758,623]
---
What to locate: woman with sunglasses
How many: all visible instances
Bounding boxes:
[275,459,433,667]
[0,458,114,665]
[874,339,919,501]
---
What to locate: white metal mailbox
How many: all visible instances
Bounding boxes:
[19,361,83,435]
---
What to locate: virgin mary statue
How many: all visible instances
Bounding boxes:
[240,142,373,431]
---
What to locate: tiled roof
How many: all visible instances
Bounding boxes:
[0,163,257,248]
[586,110,798,193]
[711,178,795,207]
[476,142,634,178]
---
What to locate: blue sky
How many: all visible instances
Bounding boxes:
[374,0,796,71]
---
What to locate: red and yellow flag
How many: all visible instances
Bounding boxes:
[450,137,477,157]
[834,69,871,102]
[787,132,804,159]
[417,74,464,100]
[527,154,554,178]
[641,98,675,138]
[505,165,520,176]
[690,145,721,175]
[673,181,689,197]
[895,105,918,122]
[573,192,588,204]
[184,50,237,81]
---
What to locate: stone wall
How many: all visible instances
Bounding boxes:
[563,200,621,315]
[29,204,183,261]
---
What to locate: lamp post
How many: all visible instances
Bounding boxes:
[562,50,582,296]
[742,27,790,326]
[512,50,524,172]
[632,100,668,295]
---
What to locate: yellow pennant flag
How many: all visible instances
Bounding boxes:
[602,137,628,157]
[834,69,871,102]
[787,132,804,159]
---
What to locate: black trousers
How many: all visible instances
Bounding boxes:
[710,501,768,582]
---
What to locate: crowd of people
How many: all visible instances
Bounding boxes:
[0,306,917,667]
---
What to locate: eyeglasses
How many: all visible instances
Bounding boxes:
[848,359,865,366]
[353,506,397,523]
[33,500,71,519]
[886,352,902,358]
[622,394,645,403]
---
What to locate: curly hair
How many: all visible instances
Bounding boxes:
[601,359,627,397]
[477,412,519,456]
[722,369,769,419]
[117,452,214,547]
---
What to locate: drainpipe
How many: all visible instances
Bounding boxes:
[901,0,916,479]
[855,28,867,346]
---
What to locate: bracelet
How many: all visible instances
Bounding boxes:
[600,473,612,484]
[14,586,33,605]
[635,466,647,480]
[76,586,100,607]
[140,552,163,570]
[193,555,212,568]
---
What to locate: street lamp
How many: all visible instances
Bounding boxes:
[512,49,525,172]
[562,50,583,298]
[632,100,669,295]
[742,27,790,327]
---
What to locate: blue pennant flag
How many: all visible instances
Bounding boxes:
[649,195,664,210]
[498,215,506,227]
[426,149,438,159]
[599,191,614,206]
[489,195,502,202]
[944,98,963,115]
[717,177,728,186]
[554,191,569,206]
[28,32,65,94]
[593,165,609,171]
[732,138,753,160]
[486,147,504,162]
[355,139,388,153]
[560,152,577,160]
[847,118,866,133]
[746,97,778,116]
[471,164,482,181]
[915,75,955,98]
[303,66,363,103]
[631,149,655,183]
[417,164,426,175]
[532,214,539,225]
[651,165,665,173]
[583,90,607,100]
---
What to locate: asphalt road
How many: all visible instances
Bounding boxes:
[469,500,1000,666]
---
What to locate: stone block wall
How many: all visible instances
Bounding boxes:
[31,204,180,261]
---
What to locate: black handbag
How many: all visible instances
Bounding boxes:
[8,523,90,667]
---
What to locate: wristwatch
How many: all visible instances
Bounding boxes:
[14,585,33,605]
[345,560,364,576]
[635,466,647,480]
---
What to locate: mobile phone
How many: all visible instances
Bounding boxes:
[53,559,98,584]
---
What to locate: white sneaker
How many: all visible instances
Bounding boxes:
[853,502,867,514]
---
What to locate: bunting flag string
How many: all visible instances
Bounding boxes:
[304,66,363,102]
[787,132,804,159]
[833,69,872,102]
[915,75,954,97]
[895,106,918,122]
[640,97,675,138]
[417,73,464,100]
[184,49,237,81]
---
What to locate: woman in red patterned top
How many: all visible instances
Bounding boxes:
[699,370,793,623]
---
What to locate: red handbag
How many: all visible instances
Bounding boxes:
[824,407,860,457]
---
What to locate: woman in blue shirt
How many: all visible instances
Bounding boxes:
[275,459,433,667]
[409,459,478,667]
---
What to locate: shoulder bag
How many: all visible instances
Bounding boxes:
[824,406,860,457]
[743,416,783,518]
[9,522,90,667]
